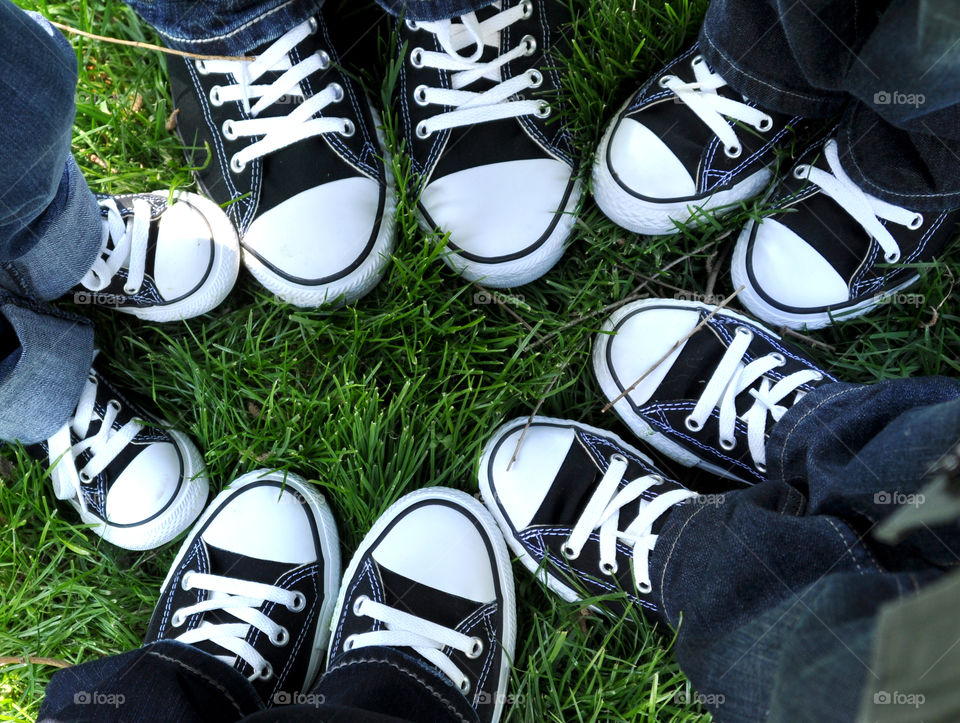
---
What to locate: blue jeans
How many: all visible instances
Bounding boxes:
[38,640,479,723]
[701,0,960,210]
[0,2,101,444]
[650,377,960,723]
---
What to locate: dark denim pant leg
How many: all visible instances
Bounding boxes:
[0,2,101,301]
[649,379,960,723]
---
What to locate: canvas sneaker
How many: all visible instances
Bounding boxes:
[480,416,697,621]
[145,469,341,705]
[70,191,240,322]
[168,13,396,307]
[593,43,804,235]
[28,360,208,550]
[328,488,516,723]
[732,138,960,329]
[593,298,835,484]
[397,0,582,287]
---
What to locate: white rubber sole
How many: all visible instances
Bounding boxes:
[592,297,772,484]
[731,219,922,330]
[478,415,658,609]
[429,177,583,289]
[119,191,241,323]
[327,487,517,723]
[591,97,772,236]
[157,468,341,693]
[57,429,209,551]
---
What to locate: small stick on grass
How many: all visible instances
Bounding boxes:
[48,21,252,62]
[0,656,71,669]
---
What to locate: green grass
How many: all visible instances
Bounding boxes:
[1,0,958,721]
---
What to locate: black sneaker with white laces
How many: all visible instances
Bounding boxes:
[480,416,697,621]
[732,138,960,330]
[168,13,396,307]
[327,488,516,723]
[593,298,835,485]
[397,0,582,287]
[593,43,805,235]
[70,191,240,322]
[27,359,208,550]
[145,469,341,705]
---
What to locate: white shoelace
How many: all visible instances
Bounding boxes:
[46,372,143,513]
[80,198,152,295]
[345,596,484,694]
[172,570,305,681]
[198,18,352,174]
[792,139,924,264]
[410,1,550,139]
[660,55,773,159]
[563,455,695,594]
[685,326,823,472]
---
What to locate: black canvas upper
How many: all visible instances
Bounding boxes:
[605,305,835,484]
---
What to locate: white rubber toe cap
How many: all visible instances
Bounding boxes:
[372,504,496,604]
[105,443,182,525]
[153,201,214,299]
[421,158,573,260]
[749,219,849,309]
[243,178,381,282]
[486,422,575,532]
[608,118,696,200]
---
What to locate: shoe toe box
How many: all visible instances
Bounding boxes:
[607,117,696,200]
[105,442,184,525]
[153,201,216,299]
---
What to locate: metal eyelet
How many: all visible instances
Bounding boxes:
[308,17,319,34]
[534,101,551,119]
[410,47,425,68]
[684,415,703,432]
[209,85,224,107]
[813,372,825,382]
[343,634,357,651]
[288,591,306,612]
[123,282,139,295]
[330,83,344,103]
[561,543,579,560]
[258,662,274,680]
[908,213,924,230]
[405,19,419,31]
[107,399,122,412]
[884,250,901,263]
[181,572,194,591]
[352,595,368,616]
[466,637,484,659]
[691,55,704,66]
[520,0,533,18]
[792,164,809,180]
[658,74,676,88]
[719,437,736,451]
[270,626,290,647]
[79,470,93,484]
[340,119,355,138]
[756,116,773,132]
[87,373,98,386]
[171,611,186,627]
[770,352,786,366]
[194,59,209,75]
[413,84,429,106]
[459,679,471,695]
[610,453,628,465]
[221,119,237,141]
[230,155,246,174]
[637,580,652,594]
[755,461,767,474]
[735,326,754,340]
[600,561,618,576]
[526,69,543,88]
[415,121,432,139]
[317,49,331,69]
[724,143,743,159]
[521,35,537,56]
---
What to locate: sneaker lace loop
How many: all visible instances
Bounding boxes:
[565,455,695,593]
[414,2,546,136]
[173,571,298,680]
[349,597,476,692]
[81,198,153,294]
[795,139,920,263]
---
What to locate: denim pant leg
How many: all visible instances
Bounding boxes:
[0,2,101,301]
[0,293,93,444]
[648,378,960,723]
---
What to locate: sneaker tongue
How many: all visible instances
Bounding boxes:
[376,565,481,633]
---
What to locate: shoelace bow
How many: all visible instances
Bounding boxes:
[172,570,306,681]
[198,18,352,174]
[47,372,144,513]
[80,198,153,296]
[685,326,823,472]
[793,139,924,264]
[563,454,695,594]
[659,54,773,159]
[345,596,484,694]
[410,0,550,139]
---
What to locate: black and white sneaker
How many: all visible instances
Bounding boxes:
[168,14,396,307]
[732,138,960,329]
[28,361,208,550]
[593,299,834,484]
[145,469,341,704]
[397,0,582,287]
[593,44,803,235]
[71,191,240,322]
[480,417,696,621]
[328,488,516,723]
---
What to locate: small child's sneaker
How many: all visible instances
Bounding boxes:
[593,298,834,484]
[29,361,208,550]
[593,43,802,235]
[71,191,240,321]
[732,138,960,329]
[480,416,696,621]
